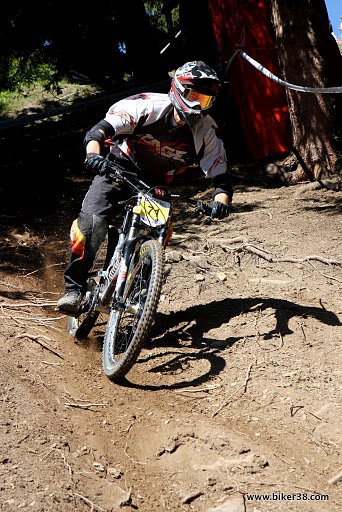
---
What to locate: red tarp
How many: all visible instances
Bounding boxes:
[209,0,292,159]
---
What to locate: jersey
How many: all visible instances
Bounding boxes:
[104,92,228,184]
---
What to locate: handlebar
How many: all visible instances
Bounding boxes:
[185,197,213,216]
[104,158,138,180]
[104,158,214,218]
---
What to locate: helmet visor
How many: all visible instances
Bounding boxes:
[183,88,215,110]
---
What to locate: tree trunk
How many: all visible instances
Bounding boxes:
[270,0,342,187]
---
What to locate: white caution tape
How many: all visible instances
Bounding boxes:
[160,30,182,55]
[229,49,342,93]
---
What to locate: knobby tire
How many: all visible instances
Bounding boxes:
[102,239,163,381]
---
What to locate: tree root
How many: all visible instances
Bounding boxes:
[218,238,342,266]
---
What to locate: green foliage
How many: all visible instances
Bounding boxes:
[1,1,181,93]
[0,80,102,118]
[0,51,58,92]
[144,0,179,33]
[0,50,64,116]
[0,90,21,116]
[171,5,180,31]
[144,1,167,32]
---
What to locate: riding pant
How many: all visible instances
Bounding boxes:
[64,174,130,292]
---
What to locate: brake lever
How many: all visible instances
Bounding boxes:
[105,157,139,180]
[121,170,138,179]
[106,171,122,181]
[193,200,212,216]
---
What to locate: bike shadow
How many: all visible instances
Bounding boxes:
[121,296,340,391]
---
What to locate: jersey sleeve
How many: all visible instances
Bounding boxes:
[193,115,228,179]
[104,96,148,136]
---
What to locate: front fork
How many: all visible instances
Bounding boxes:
[98,212,171,313]
[100,213,143,309]
[115,222,170,315]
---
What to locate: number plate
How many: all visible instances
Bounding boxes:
[138,196,171,227]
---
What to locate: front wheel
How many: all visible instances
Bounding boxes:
[102,239,163,381]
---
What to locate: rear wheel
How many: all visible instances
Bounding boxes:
[102,239,163,381]
[68,288,100,340]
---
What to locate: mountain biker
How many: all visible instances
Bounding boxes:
[57,60,233,314]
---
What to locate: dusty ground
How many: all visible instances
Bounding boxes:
[0,178,341,512]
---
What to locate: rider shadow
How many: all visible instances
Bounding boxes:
[121,296,340,391]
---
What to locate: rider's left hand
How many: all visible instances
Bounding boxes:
[208,201,229,219]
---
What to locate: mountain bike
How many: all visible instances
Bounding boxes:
[67,160,212,381]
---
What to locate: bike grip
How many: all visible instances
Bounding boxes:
[98,166,109,176]
[195,200,211,215]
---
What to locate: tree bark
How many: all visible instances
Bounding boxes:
[270,0,342,187]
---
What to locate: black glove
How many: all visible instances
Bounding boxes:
[85,153,109,175]
[208,201,229,219]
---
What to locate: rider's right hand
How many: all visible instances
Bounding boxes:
[85,153,109,175]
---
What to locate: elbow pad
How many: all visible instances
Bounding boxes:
[211,173,233,202]
[83,120,115,148]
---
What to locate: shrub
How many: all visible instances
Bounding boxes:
[0,52,58,92]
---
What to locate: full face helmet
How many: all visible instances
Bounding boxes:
[169,61,221,127]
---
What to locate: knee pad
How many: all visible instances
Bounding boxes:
[70,219,86,258]
[70,213,107,260]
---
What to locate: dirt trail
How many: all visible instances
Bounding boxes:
[1,183,341,512]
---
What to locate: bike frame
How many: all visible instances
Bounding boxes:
[68,158,213,351]
[95,190,172,315]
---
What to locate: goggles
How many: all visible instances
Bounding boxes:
[183,88,215,110]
